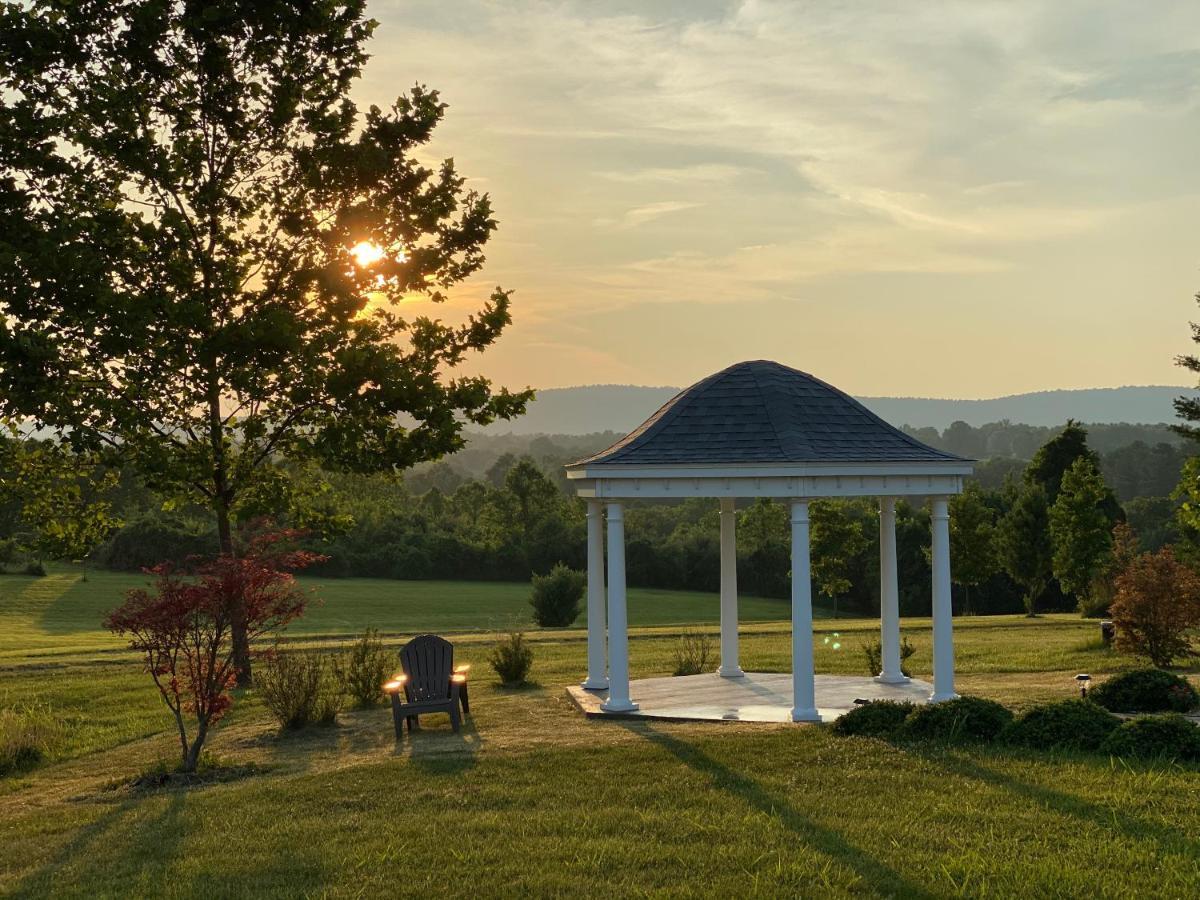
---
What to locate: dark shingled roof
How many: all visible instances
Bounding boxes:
[570,360,968,467]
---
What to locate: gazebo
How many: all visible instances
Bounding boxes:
[563,360,973,723]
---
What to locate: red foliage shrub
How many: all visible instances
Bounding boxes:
[105,531,322,772]
[1110,547,1200,668]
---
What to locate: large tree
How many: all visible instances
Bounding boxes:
[0,2,530,679]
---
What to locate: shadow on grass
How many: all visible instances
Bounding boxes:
[902,742,1200,860]
[626,723,938,899]
[12,792,185,898]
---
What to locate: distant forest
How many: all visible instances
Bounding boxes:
[22,417,1182,621]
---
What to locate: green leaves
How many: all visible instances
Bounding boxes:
[0,1,530,538]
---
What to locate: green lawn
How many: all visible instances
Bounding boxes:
[2,570,1199,897]
[0,568,798,660]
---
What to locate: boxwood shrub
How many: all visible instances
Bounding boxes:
[900,696,1013,743]
[831,701,915,738]
[1101,714,1200,762]
[1089,669,1199,714]
[1001,699,1120,752]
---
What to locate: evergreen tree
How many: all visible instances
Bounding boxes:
[1174,289,1200,442]
[996,482,1053,616]
[948,484,997,615]
[1049,457,1115,606]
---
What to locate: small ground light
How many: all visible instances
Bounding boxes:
[1075,673,1091,698]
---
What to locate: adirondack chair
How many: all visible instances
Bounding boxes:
[386,634,466,738]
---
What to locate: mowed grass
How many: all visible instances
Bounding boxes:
[2,572,1199,897]
[0,567,800,660]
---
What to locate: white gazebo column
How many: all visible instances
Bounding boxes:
[876,497,907,684]
[717,498,745,677]
[601,502,638,712]
[582,500,608,690]
[790,500,820,722]
[930,496,958,702]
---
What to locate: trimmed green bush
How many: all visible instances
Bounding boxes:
[1101,714,1200,762]
[529,563,586,627]
[0,703,65,776]
[1001,699,1120,752]
[490,631,534,686]
[1089,668,1199,713]
[901,696,1013,743]
[832,701,915,738]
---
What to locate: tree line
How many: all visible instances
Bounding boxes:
[5,416,1196,620]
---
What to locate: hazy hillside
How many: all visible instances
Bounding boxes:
[481,384,1200,435]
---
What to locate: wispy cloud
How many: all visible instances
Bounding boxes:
[596,200,704,230]
[361,0,1200,394]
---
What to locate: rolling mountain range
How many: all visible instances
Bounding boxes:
[481,384,1200,435]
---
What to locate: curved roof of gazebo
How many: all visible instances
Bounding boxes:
[566,360,971,500]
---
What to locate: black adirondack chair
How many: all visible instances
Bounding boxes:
[388,634,465,738]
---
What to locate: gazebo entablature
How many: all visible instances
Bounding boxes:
[567,462,970,500]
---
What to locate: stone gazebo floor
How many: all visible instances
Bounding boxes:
[566,673,933,724]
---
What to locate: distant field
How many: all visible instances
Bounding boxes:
[0,567,801,659]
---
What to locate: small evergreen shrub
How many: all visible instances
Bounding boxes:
[1001,699,1120,751]
[862,637,916,678]
[672,630,714,676]
[831,701,915,738]
[490,631,534,686]
[529,564,586,627]
[335,628,392,707]
[256,649,343,729]
[901,696,1013,743]
[0,703,65,776]
[1089,669,1199,713]
[1101,714,1200,762]
[22,561,46,577]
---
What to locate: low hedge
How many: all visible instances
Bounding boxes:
[1089,669,1199,714]
[1100,714,1200,762]
[900,696,1012,743]
[831,701,915,738]
[1001,699,1120,752]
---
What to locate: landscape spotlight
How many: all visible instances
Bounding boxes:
[1075,673,1091,699]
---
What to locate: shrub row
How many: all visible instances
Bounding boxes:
[1088,668,1199,714]
[833,684,1200,763]
[833,697,1012,742]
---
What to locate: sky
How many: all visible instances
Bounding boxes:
[357,0,1200,399]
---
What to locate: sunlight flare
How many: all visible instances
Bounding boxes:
[351,240,385,267]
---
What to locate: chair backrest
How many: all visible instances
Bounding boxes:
[399,634,454,702]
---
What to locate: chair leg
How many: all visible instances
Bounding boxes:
[460,683,470,716]
[390,695,403,740]
[407,715,419,732]
[449,703,461,733]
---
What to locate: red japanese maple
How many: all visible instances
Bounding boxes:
[106,531,322,772]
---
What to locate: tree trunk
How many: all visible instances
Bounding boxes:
[183,721,209,774]
[216,500,252,687]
